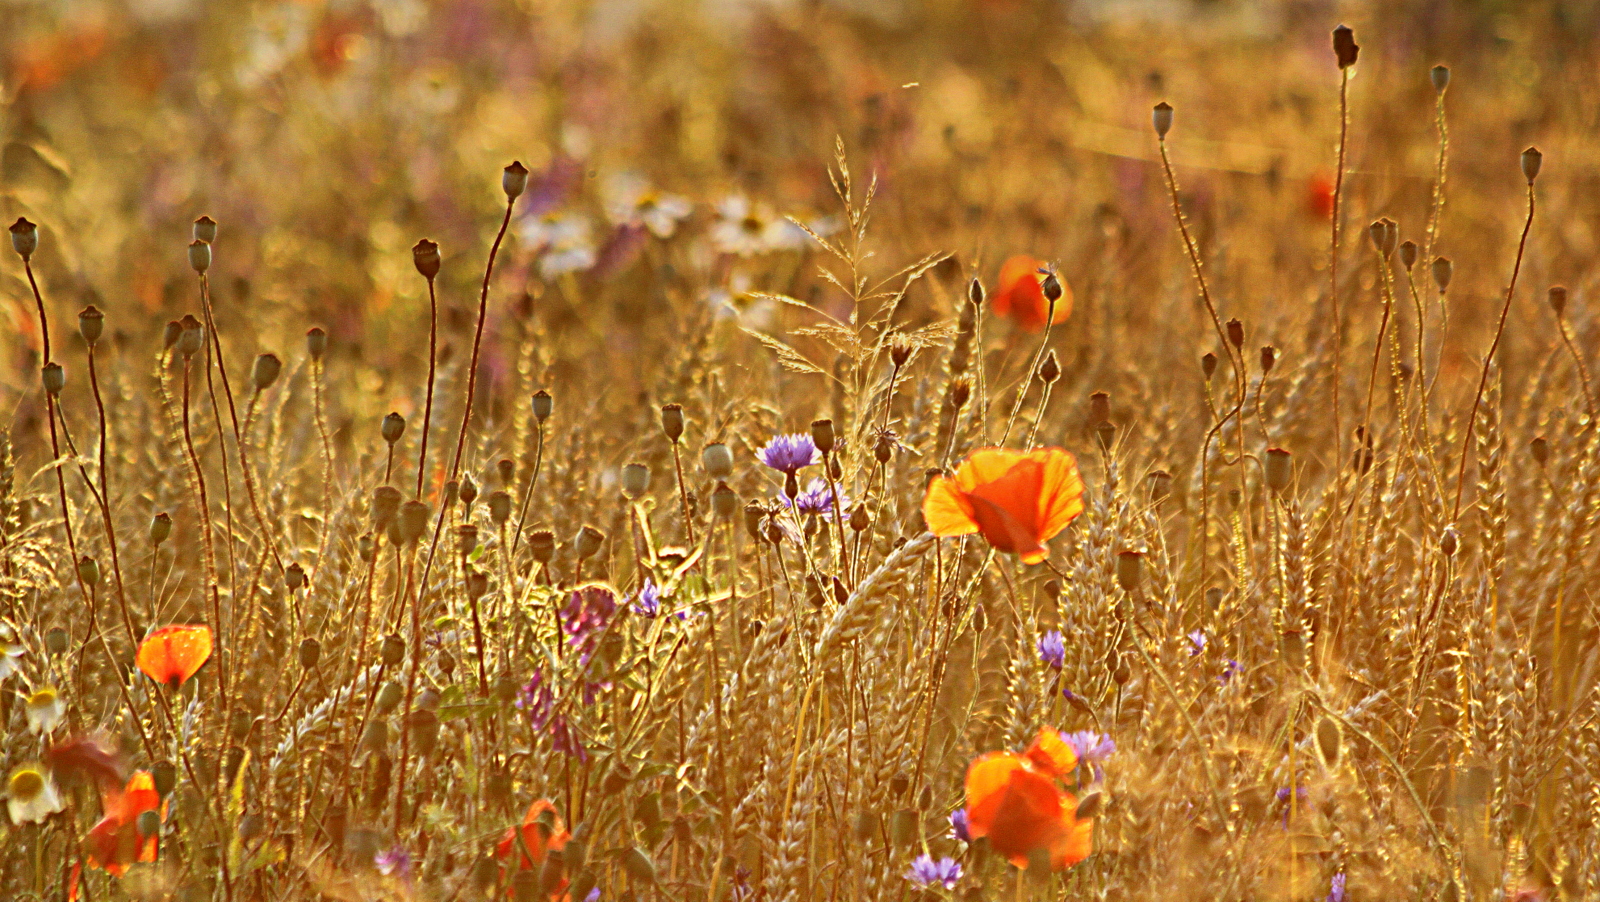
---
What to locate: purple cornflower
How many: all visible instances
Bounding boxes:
[1326,873,1346,902]
[1220,659,1243,685]
[551,714,589,762]
[783,477,845,516]
[633,578,662,618]
[731,867,755,902]
[1037,630,1065,671]
[906,855,962,889]
[1063,730,1116,765]
[375,845,412,880]
[758,433,819,474]
[517,670,556,730]
[1187,629,1207,656]
[563,585,618,663]
[582,680,610,706]
[1276,786,1309,828]
[948,807,970,843]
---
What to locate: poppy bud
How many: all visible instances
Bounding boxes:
[150,512,173,546]
[1075,790,1104,820]
[1041,270,1063,304]
[1399,240,1418,270]
[660,403,685,442]
[77,555,100,587]
[810,418,836,454]
[849,504,869,532]
[78,306,104,345]
[398,500,430,545]
[1440,526,1459,558]
[306,327,327,360]
[1548,286,1567,316]
[829,454,842,480]
[413,239,441,279]
[711,482,738,519]
[532,389,553,423]
[1264,447,1293,494]
[9,217,38,259]
[1148,470,1172,503]
[890,772,910,798]
[455,524,479,557]
[1201,352,1218,381]
[702,443,734,479]
[1115,550,1143,593]
[1332,25,1358,69]
[1432,257,1453,292]
[372,486,403,529]
[1226,318,1244,350]
[1113,654,1131,685]
[1530,436,1549,466]
[250,353,282,391]
[889,336,912,367]
[948,377,971,410]
[1430,65,1450,93]
[488,490,512,526]
[188,240,211,274]
[1039,350,1060,383]
[1152,101,1173,139]
[529,530,556,564]
[971,603,986,634]
[299,638,321,669]
[967,276,985,309]
[285,562,307,591]
[1521,146,1542,183]
[805,574,825,608]
[503,161,530,201]
[41,362,65,397]
[177,315,205,358]
[574,525,604,560]
[1088,391,1111,425]
[621,463,650,499]
[153,761,178,798]
[459,474,479,508]
[381,412,405,446]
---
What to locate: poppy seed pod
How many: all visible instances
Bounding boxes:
[1432,257,1453,292]
[150,512,173,546]
[1152,101,1173,138]
[621,463,651,499]
[497,458,515,485]
[1367,220,1387,255]
[488,490,512,526]
[810,419,835,454]
[77,555,100,587]
[41,362,65,397]
[380,633,406,666]
[193,216,218,244]
[375,682,403,714]
[1088,391,1111,425]
[744,502,765,542]
[188,239,211,274]
[455,524,479,557]
[1431,65,1450,93]
[358,533,376,561]
[1095,421,1116,452]
[711,482,738,519]
[1260,346,1277,374]
[1148,470,1172,504]
[1265,447,1293,494]
[1201,352,1218,381]
[1226,318,1244,349]
[413,239,441,279]
[1399,240,1418,270]
[176,315,205,358]
[701,443,734,480]
[251,353,282,391]
[78,306,104,345]
[459,474,478,507]
[1530,436,1549,466]
[465,568,489,600]
[372,486,403,528]
[163,320,183,350]
[1521,146,1542,183]
[398,500,431,545]
[299,638,321,669]
[1115,550,1144,593]
[503,161,530,201]
[1041,270,1063,305]
[45,627,69,655]
[9,217,38,259]
[381,412,406,445]
[305,327,327,360]
[1548,286,1567,316]
[285,563,307,591]
[1382,219,1398,256]
[529,530,556,564]
[1332,25,1358,69]
[532,389,553,423]
[660,404,685,442]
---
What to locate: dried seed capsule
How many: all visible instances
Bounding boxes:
[1530,436,1549,466]
[497,458,516,485]
[1152,102,1173,138]
[810,419,835,454]
[1548,286,1567,316]
[1399,240,1418,270]
[849,504,869,532]
[251,353,282,391]
[1201,352,1218,381]
[488,490,512,526]
[889,335,912,367]
[78,306,104,345]
[1038,350,1060,383]
[398,500,430,545]
[1095,421,1116,452]
[188,240,211,274]
[458,474,478,507]
[574,525,604,560]
[743,502,765,542]
[660,404,684,442]
[77,556,100,587]
[702,443,733,480]
[531,389,553,423]
[621,463,651,499]
[1115,550,1143,593]
[1041,270,1063,304]
[9,217,38,259]
[1088,391,1111,425]
[41,363,65,397]
[1521,146,1542,183]
[1148,470,1172,504]
[529,530,556,564]
[306,327,327,360]
[150,512,173,546]
[711,482,738,520]
[1226,318,1244,349]
[285,562,307,591]
[1260,345,1277,374]
[193,216,218,244]
[381,412,405,445]
[299,638,321,669]
[455,524,479,556]
[503,161,530,201]
[1430,65,1450,93]
[1264,447,1293,494]
[465,569,488,600]
[412,239,441,279]
[1332,25,1358,69]
[176,315,205,358]
[45,627,69,655]
[372,486,403,529]
[1432,257,1453,292]
[376,681,403,714]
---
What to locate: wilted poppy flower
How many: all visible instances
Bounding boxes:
[46,735,127,792]
[992,255,1071,331]
[496,800,570,894]
[965,727,1093,870]
[923,448,1086,564]
[136,625,213,689]
[85,771,162,876]
[8,765,65,824]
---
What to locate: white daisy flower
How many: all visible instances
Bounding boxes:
[603,173,693,239]
[7,766,64,825]
[0,641,22,681]
[25,687,64,735]
[519,213,597,278]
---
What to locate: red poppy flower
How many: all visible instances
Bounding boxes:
[496,800,571,895]
[992,255,1071,332]
[135,625,213,689]
[965,728,1093,870]
[46,735,127,793]
[84,771,162,877]
[923,447,1085,564]
[1306,172,1336,219]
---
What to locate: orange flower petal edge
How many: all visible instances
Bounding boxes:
[995,255,1071,331]
[136,625,213,689]
[925,448,1085,565]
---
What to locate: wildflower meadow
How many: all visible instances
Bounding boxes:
[1,1,1597,899]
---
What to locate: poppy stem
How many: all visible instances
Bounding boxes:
[415,273,438,500]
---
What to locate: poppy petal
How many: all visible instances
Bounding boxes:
[1050,804,1094,868]
[963,752,1025,840]
[1031,449,1086,543]
[1023,728,1078,779]
[136,625,213,687]
[923,475,979,537]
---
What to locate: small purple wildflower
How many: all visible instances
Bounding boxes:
[1276,785,1309,828]
[783,477,845,516]
[582,680,611,706]
[1326,872,1346,902]
[517,670,556,731]
[1187,629,1207,656]
[1037,630,1065,671]
[1062,730,1116,782]
[1220,659,1243,685]
[375,845,412,880]
[633,578,662,618]
[906,854,962,889]
[731,867,755,902]
[948,807,970,843]
[758,433,819,474]
[550,714,589,762]
[563,585,618,663]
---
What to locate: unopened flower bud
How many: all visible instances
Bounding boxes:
[1226,318,1244,349]
[621,463,651,499]
[372,486,402,528]
[285,562,307,591]
[1039,350,1060,383]
[1041,270,1063,304]
[1088,391,1111,425]
[702,443,733,479]
[488,490,512,526]
[41,362,65,396]
[382,412,405,445]
[78,306,104,345]
[77,555,100,587]
[1548,285,1567,316]
[849,504,870,532]
[459,474,478,507]
[305,327,327,360]
[251,353,282,391]
[413,239,441,279]
[967,276,984,309]
[497,458,515,485]
[502,161,530,201]
[1432,257,1453,292]
[660,404,685,442]
[150,512,173,546]
[744,502,765,542]
[531,389,553,424]
[1332,25,1359,69]
[1530,436,1549,466]
[711,481,739,519]
[810,418,835,454]
[9,217,39,259]
[1430,65,1450,93]
[1152,102,1173,138]
[380,634,406,666]
[193,216,218,244]
[455,524,479,557]
[299,638,321,669]
[188,240,211,274]
[889,336,912,367]
[1521,146,1542,183]
[1440,526,1459,557]
[1259,346,1277,374]
[574,525,604,560]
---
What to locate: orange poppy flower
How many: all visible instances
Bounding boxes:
[496,799,571,895]
[1305,172,1336,219]
[923,447,1085,564]
[965,728,1093,870]
[992,255,1071,332]
[84,771,163,877]
[136,625,213,689]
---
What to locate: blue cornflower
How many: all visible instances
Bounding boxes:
[1187,629,1207,656]
[782,477,846,516]
[375,846,413,881]
[1327,873,1346,902]
[758,433,819,474]
[905,854,962,889]
[948,807,970,843]
[633,578,662,618]
[1277,785,1309,828]
[1062,730,1116,766]
[1037,630,1065,671]
[1220,659,1243,685]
